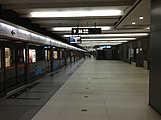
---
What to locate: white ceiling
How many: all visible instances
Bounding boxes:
[1,0,151,48]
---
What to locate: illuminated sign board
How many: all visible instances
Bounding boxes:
[72,28,101,35]
[70,36,82,44]
[99,46,112,49]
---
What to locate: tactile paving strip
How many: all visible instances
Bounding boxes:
[7,82,40,99]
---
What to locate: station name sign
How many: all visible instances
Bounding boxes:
[72,28,101,34]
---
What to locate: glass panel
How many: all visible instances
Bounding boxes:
[17,48,25,83]
[5,47,16,88]
[53,51,58,59]
[17,49,25,64]
[60,51,62,59]
[29,49,36,63]
[48,50,50,60]
[23,49,26,62]
[45,50,48,60]
[45,49,51,61]
[5,48,11,67]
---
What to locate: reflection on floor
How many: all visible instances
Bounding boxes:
[0,59,84,120]
[32,58,161,120]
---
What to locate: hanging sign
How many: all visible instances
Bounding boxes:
[72,28,101,34]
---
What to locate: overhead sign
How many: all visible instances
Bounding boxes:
[70,36,82,44]
[72,28,101,34]
[99,46,112,49]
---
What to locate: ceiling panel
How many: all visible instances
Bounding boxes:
[117,0,151,29]
[2,0,136,7]
[1,0,150,49]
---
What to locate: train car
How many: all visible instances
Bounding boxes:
[0,19,85,97]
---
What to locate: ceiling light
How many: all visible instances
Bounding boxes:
[82,41,127,43]
[53,26,111,31]
[139,16,144,20]
[80,43,122,46]
[82,38,136,41]
[30,10,123,18]
[146,27,150,30]
[64,33,149,37]
[132,22,136,25]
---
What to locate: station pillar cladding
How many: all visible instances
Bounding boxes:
[150,0,161,114]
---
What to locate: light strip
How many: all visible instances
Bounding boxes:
[0,22,86,52]
[53,26,111,31]
[30,10,123,18]
[64,33,149,37]
[82,38,136,41]
[82,41,127,43]
[80,43,122,46]
[146,27,150,30]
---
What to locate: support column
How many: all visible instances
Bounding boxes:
[150,0,161,114]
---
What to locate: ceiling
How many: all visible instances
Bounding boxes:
[1,0,151,49]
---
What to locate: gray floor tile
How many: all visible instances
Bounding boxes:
[30,59,161,120]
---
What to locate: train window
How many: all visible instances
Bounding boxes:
[48,51,50,60]
[17,49,25,64]
[23,49,26,62]
[29,49,36,63]
[45,50,51,60]
[45,50,48,60]
[60,51,62,59]
[5,48,11,67]
[53,51,58,59]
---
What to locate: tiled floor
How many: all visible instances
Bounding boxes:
[32,58,161,120]
[0,59,84,120]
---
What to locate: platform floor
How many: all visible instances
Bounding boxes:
[0,59,84,120]
[31,58,161,120]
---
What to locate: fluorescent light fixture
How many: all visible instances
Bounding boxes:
[53,26,111,31]
[80,43,122,46]
[82,38,136,41]
[132,22,136,25]
[82,41,127,43]
[104,41,127,43]
[139,16,144,20]
[64,33,149,37]
[146,27,150,30]
[30,10,123,18]
[53,27,72,31]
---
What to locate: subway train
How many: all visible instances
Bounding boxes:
[0,19,85,97]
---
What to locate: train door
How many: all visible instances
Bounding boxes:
[44,47,51,73]
[0,41,5,95]
[4,41,26,92]
[4,41,16,91]
[15,43,26,85]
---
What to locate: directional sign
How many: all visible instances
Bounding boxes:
[11,30,15,36]
[72,28,101,35]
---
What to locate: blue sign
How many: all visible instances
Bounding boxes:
[99,46,112,49]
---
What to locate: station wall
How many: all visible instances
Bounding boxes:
[149,0,161,114]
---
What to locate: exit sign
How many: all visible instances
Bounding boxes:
[72,28,101,34]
